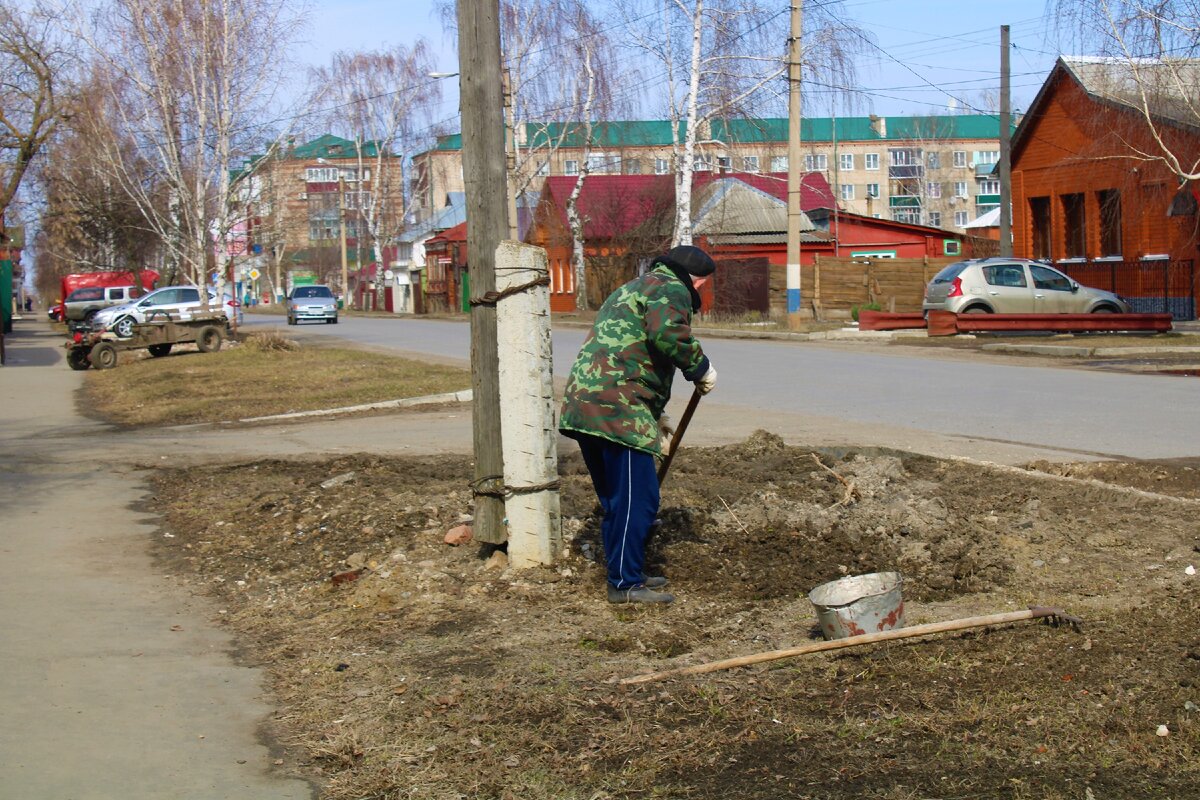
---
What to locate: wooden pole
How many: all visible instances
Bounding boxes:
[457,0,508,544]
[656,388,701,485]
[620,607,1079,685]
[495,241,560,566]
[999,24,1013,256]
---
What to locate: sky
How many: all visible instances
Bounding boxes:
[298,0,1075,126]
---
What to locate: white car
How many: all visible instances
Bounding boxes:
[92,285,240,339]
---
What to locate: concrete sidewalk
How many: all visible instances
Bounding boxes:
[0,323,313,799]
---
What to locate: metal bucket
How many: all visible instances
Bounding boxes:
[808,571,905,640]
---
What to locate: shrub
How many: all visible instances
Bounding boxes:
[850,303,882,322]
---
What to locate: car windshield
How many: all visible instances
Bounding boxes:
[930,263,969,284]
[67,287,105,302]
[293,286,333,299]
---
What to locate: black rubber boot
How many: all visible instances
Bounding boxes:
[607,584,675,604]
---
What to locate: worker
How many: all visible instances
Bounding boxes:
[559,245,718,604]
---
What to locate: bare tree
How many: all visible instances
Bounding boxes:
[1056,0,1200,181]
[78,0,303,289]
[618,0,867,246]
[0,1,68,234]
[309,42,442,309]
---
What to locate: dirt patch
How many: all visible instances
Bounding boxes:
[1028,458,1200,500]
[151,433,1200,798]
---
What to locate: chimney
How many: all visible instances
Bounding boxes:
[869,115,886,138]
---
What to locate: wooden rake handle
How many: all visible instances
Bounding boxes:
[657,388,702,486]
[620,606,1082,686]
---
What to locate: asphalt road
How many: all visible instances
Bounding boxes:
[245,312,1200,461]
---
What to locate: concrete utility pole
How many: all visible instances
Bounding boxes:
[495,242,560,567]
[457,0,508,546]
[786,0,803,323]
[999,24,1013,256]
[338,171,350,308]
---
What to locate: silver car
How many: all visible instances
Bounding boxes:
[923,258,1129,315]
[286,285,338,325]
[92,285,236,339]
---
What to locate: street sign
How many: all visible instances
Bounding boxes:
[248,268,261,281]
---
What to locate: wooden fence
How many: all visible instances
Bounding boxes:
[767,255,960,319]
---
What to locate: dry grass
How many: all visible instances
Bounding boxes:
[83,338,469,426]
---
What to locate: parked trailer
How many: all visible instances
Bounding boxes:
[65,312,227,370]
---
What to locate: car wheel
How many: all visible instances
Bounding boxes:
[89,341,119,370]
[66,348,91,371]
[331,315,338,325]
[196,325,224,353]
[148,343,173,357]
[962,305,992,314]
[112,316,136,339]
[1092,305,1118,314]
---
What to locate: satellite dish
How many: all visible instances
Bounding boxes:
[383,269,395,280]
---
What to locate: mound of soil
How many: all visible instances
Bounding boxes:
[151,433,1200,799]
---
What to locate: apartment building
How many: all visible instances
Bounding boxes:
[411,115,1008,232]
[231,134,407,294]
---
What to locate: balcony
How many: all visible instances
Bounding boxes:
[888,165,924,179]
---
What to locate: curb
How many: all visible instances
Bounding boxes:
[981,343,1200,358]
[236,389,473,423]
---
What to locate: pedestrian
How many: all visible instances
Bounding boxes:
[559,245,718,604]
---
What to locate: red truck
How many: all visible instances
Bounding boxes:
[51,270,159,322]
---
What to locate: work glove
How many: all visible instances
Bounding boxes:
[695,365,718,395]
[658,413,676,454]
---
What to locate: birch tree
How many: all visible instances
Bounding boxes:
[80,0,302,287]
[309,41,442,309]
[0,1,68,234]
[619,0,866,246]
[1056,0,1200,182]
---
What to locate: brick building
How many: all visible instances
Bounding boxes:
[412,115,1008,234]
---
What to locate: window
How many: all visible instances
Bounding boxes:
[974,150,1000,165]
[954,211,969,227]
[587,152,620,174]
[716,156,731,172]
[693,155,711,171]
[953,150,967,168]
[1030,196,1051,260]
[944,240,961,256]
[344,191,371,209]
[1061,193,1086,258]
[978,179,1000,196]
[305,167,339,183]
[564,160,579,176]
[67,287,104,302]
[840,153,854,171]
[840,184,855,200]
[1098,189,1122,256]
[865,153,879,170]
[928,211,941,227]
[804,153,828,171]
[866,183,880,198]
[1031,264,1073,291]
[623,159,642,175]
[892,208,921,224]
[983,264,1028,287]
[654,158,669,175]
[742,155,759,172]
[890,148,919,166]
[534,161,549,177]
[927,151,941,169]
[770,155,788,172]
[954,181,968,198]
[926,181,942,198]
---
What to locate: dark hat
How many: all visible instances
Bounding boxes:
[661,245,716,277]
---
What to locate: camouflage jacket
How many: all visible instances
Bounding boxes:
[559,264,710,455]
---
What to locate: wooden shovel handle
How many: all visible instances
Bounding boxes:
[620,606,1081,685]
[657,388,702,485]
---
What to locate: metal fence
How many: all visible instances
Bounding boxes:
[1058,259,1196,320]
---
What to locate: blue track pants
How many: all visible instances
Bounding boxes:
[575,434,660,590]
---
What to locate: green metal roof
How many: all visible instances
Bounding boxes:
[714,115,1009,143]
[291,134,386,159]
[430,115,1010,152]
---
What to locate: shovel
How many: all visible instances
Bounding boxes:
[657,387,702,486]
